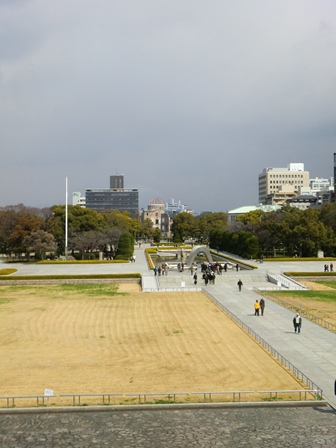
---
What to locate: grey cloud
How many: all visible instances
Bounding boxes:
[1,0,336,211]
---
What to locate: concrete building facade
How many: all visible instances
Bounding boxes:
[258,163,310,204]
[85,188,139,217]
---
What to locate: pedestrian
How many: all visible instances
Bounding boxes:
[154,267,158,276]
[193,273,197,285]
[237,279,243,291]
[293,313,302,334]
[158,266,161,276]
[260,298,265,316]
[254,300,260,316]
[236,264,239,272]
[330,263,334,272]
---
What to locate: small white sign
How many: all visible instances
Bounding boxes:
[181,282,185,288]
[44,389,54,396]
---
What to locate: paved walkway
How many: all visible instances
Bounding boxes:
[0,406,335,447]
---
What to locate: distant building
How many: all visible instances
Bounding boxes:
[228,204,281,223]
[72,192,86,207]
[258,163,310,205]
[309,177,331,191]
[83,174,139,218]
[141,197,171,237]
[165,198,189,216]
[264,184,297,206]
[286,194,318,210]
[110,175,124,189]
[86,188,139,217]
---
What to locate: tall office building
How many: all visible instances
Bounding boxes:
[85,174,139,218]
[258,163,309,205]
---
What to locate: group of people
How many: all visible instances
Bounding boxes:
[324,263,333,272]
[202,270,216,285]
[254,298,265,316]
[154,263,168,276]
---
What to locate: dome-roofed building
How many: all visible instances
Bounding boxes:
[141,197,171,238]
[148,197,165,212]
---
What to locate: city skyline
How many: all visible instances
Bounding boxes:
[1,1,336,212]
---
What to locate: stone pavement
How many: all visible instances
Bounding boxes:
[0,405,335,447]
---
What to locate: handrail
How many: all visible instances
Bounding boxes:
[192,391,254,402]
[0,389,321,408]
[202,289,323,397]
[256,290,336,333]
[125,392,188,404]
[258,389,320,401]
[0,395,56,407]
[59,393,122,406]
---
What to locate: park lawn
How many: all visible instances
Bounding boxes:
[266,284,336,325]
[0,284,303,407]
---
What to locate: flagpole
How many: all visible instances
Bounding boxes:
[65,175,68,258]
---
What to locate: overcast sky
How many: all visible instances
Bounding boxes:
[1,0,336,213]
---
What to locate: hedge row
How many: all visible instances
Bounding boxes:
[209,250,257,270]
[37,260,129,265]
[263,257,336,262]
[0,273,141,281]
[284,272,336,277]
[0,269,18,276]
[145,248,156,270]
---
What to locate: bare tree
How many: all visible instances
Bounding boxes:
[23,230,57,260]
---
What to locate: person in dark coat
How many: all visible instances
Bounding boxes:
[193,273,197,285]
[237,279,243,291]
[260,298,265,316]
[293,313,302,333]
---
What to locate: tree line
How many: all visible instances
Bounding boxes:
[211,204,336,258]
[2,203,336,261]
[171,204,336,259]
[0,204,158,260]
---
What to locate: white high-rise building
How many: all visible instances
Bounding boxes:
[258,163,310,205]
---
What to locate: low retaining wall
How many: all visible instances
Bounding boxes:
[0,278,141,286]
[293,277,336,283]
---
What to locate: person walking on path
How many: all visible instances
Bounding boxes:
[254,300,260,316]
[237,279,243,291]
[260,298,265,316]
[193,273,197,285]
[293,313,302,333]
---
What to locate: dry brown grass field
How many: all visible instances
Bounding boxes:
[0,284,304,406]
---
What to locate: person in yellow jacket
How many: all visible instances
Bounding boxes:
[254,300,260,316]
